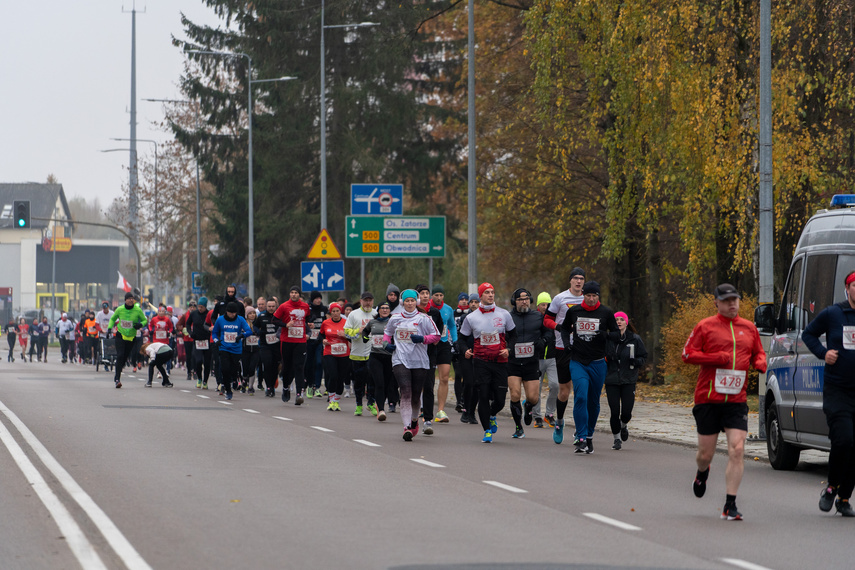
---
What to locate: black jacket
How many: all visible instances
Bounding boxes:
[605,331,647,385]
[509,308,549,364]
[186,309,211,341]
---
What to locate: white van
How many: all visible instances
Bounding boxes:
[755,195,855,469]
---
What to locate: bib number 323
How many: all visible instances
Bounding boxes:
[714,369,746,395]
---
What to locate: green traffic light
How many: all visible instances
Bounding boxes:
[17,219,24,227]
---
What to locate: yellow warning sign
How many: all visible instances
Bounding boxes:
[307,229,342,259]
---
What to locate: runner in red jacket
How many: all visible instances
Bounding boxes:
[273,286,311,405]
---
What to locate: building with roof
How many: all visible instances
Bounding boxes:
[0,183,128,323]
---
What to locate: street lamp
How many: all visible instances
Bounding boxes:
[112,137,158,303]
[320,1,379,231]
[186,49,295,299]
[143,98,204,276]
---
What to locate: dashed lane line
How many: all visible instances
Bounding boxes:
[410,458,445,468]
[721,558,774,570]
[243,409,260,414]
[483,480,528,493]
[311,426,334,433]
[353,439,381,447]
[582,513,641,531]
[272,416,293,421]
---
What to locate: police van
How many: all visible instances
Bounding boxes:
[755,195,855,469]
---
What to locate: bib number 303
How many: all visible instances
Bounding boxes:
[714,369,746,395]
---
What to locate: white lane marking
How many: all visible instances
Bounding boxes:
[273,416,293,421]
[243,409,260,414]
[218,401,233,406]
[353,439,381,447]
[410,458,446,468]
[483,480,528,493]
[0,416,108,569]
[197,395,210,399]
[583,512,641,531]
[721,559,774,570]
[0,399,153,570]
[180,390,191,393]
[311,426,334,433]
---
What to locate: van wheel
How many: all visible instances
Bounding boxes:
[767,404,800,470]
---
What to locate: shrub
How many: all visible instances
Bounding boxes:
[660,292,758,397]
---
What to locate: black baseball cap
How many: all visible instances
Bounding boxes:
[714,283,741,301]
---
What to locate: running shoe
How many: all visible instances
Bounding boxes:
[162,381,173,388]
[534,417,544,429]
[620,424,629,442]
[202,382,208,390]
[612,438,622,450]
[403,428,414,442]
[424,421,434,435]
[455,403,463,413]
[820,486,836,512]
[468,415,478,425]
[333,401,341,411]
[482,431,493,443]
[693,468,709,498]
[512,427,525,439]
[377,410,387,422]
[225,393,233,401]
[435,410,450,423]
[489,416,498,434]
[411,421,420,437]
[523,406,533,426]
[836,499,855,517]
[460,412,470,424]
[721,504,743,521]
[354,405,363,416]
[553,420,564,444]
[574,438,587,454]
[368,403,379,416]
[544,414,556,428]
[306,387,314,399]
[115,380,122,389]
[145,380,152,387]
[295,393,304,406]
[388,403,396,413]
[196,379,202,389]
[586,438,594,454]
[218,385,224,396]
[282,389,290,403]
[247,386,255,395]
[327,401,335,411]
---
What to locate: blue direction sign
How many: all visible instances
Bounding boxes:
[300,260,345,292]
[351,184,403,216]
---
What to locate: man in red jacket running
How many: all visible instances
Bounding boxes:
[273,286,311,405]
[682,283,766,521]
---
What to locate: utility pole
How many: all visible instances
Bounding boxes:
[467,0,477,294]
[123,4,144,259]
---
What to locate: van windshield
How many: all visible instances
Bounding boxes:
[835,255,855,304]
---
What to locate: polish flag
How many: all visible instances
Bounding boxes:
[117,271,132,293]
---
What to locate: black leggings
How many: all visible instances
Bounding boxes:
[824,384,855,499]
[474,359,508,431]
[7,336,15,360]
[219,351,241,395]
[113,337,136,381]
[605,383,636,435]
[148,350,172,384]
[392,364,431,429]
[422,368,435,420]
[241,349,260,381]
[323,354,350,396]
[350,359,374,406]
[259,346,280,391]
[194,347,212,384]
[368,353,395,411]
[281,342,307,393]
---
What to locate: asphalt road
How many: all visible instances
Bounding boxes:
[0,360,851,570]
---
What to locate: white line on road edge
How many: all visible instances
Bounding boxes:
[582,513,641,531]
[410,458,446,468]
[243,409,260,414]
[721,558,774,570]
[0,415,108,569]
[180,389,191,393]
[483,480,528,493]
[311,426,334,432]
[197,395,210,399]
[218,401,233,405]
[0,399,153,570]
[353,439,381,447]
[272,416,293,421]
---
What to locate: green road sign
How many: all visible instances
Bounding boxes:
[345,216,446,258]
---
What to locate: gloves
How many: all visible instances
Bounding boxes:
[182,328,189,336]
[133,322,143,330]
[384,342,396,353]
[410,334,424,344]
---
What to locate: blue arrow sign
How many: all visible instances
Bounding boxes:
[300,260,345,292]
[351,184,403,216]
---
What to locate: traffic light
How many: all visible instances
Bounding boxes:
[13,200,30,229]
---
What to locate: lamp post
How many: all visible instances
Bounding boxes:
[319,1,379,231]
[186,49,294,299]
[143,98,204,275]
[113,137,158,303]
[100,147,143,289]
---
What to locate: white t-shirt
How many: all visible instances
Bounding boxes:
[547,290,583,349]
[383,311,440,370]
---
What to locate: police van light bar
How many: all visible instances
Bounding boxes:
[830,194,855,207]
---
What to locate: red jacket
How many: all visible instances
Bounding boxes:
[273,300,310,343]
[319,317,349,357]
[148,315,174,342]
[682,313,767,404]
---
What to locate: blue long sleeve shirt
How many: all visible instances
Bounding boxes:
[803,300,855,389]
[212,315,253,355]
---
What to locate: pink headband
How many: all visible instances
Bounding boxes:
[614,311,629,321]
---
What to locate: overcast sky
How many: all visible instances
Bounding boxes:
[0,2,221,206]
